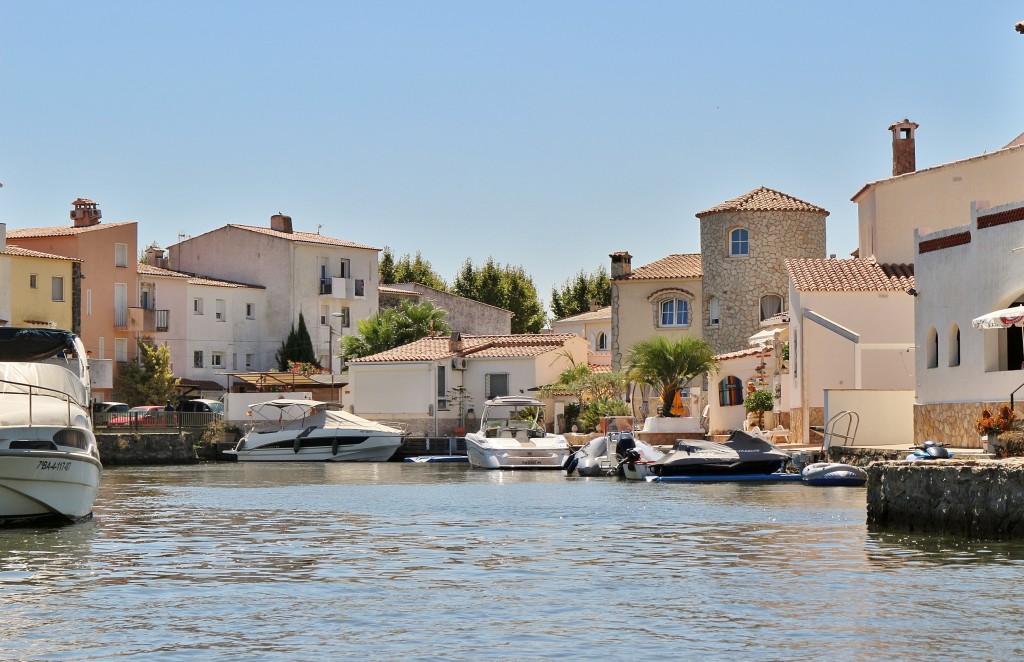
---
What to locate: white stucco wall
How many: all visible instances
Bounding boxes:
[855,144,1024,264]
[824,389,914,447]
[915,200,1024,406]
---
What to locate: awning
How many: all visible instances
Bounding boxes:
[227,372,348,390]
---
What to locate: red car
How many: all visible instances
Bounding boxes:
[109,405,170,427]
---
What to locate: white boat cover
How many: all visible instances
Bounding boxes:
[0,362,90,427]
[247,399,402,433]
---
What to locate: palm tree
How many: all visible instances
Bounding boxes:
[625,336,718,418]
[397,300,450,345]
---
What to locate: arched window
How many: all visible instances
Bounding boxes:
[719,376,744,406]
[729,228,749,257]
[660,298,690,327]
[926,327,938,369]
[596,331,607,351]
[708,296,720,326]
[760,294,783,322]
[948,325,960,367]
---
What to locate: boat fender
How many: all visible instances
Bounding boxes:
[332,439,339,456]
[294,437,301,454]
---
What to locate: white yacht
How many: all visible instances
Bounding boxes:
[228,399,403,462]
[464,396,570,469]
[0,328,102,524]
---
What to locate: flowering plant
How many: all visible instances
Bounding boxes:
[975,405,1017,436]
[286,360,328,377]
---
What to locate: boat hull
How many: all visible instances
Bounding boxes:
[801,462,867,487]
[0,450,102,522]
[465,440,569,470]
[230,432,401,462]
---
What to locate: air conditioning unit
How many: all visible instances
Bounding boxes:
[451,357,467,370]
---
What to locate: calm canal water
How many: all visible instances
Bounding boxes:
[2,463,1024,661]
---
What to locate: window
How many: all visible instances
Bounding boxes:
[215,299,226,321]
[245,353,254,369]
[115,283,128,326]
[660,299,690,327]
[114,338,128,363]
[246,303,255,319]
[949,325,960,367]
[926,328,938,369]
[437,366,448,410]
[193,298,204,315]
[232,353,238,371]
[485,373,509,399]
[338,307,351,328]
[320,305,330,326]
[29,274,37,289]
[115,243,128,267]
[760,295,784,322]
[339,258,350,279]
[194,351,204,368]
[708,296,720,326]
[51,276,65,302]
[718,376,744,406]
[86,289,92,316]
[211,352,224,368]
[729,228,749,257]
[354,279,365,297]
[596,332,607,351]
[98,336,105,360]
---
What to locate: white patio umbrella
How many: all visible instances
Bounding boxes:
[972,306,1024,330]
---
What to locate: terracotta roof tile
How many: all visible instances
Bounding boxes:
[552,306,611,323]
[0,245,80,261]
[715,347,765,362]
[622,254,702,280]
[786,258,914,292]
[696,186,829,216]
[138,263,264,289]
[230,224,379,251]
[7,221,135,238]
[349,334,580,363]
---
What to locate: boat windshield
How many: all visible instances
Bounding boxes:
[482,404,544,432]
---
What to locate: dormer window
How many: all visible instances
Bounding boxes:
[729,228,749,258]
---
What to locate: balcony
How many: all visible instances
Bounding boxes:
[128,307,171,333]
[320,277,350,299]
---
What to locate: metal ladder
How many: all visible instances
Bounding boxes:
[820,410,859,458]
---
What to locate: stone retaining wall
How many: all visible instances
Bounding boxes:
[866,458,1024,539]
[914,401,1007,449]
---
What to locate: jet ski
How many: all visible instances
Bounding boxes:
[647,430,790,477]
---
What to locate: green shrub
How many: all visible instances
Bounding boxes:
[577,398,631,433]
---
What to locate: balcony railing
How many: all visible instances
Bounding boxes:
[319,278,332,295]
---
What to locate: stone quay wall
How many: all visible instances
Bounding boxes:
[97,432,200,465]
[866,458,1024,539]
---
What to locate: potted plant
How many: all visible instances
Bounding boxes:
[744,389,775,429]
[975,405,1017,452]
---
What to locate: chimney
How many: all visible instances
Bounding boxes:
[144,244,168,268]
[449,331,465,354]
[70,198,102,228]
[590,299,600,312]
[889,119,919,176]
[270,213,293,233]
[609,251,632,279]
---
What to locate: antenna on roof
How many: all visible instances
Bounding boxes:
[317,224,323,234]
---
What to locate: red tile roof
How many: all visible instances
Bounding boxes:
[0,245,80,261]
[138,263,264,289]
[715,347,765,362]
[7,221,135,238]
[349,334,580,363]
[697,186,828,216]
[229,224,379,251]
[786,258,914,292]
[623,254,702,280]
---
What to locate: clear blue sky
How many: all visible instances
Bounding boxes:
[2,2,1022,310]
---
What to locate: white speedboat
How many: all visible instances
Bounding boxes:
[228,399,403,462]
[464,396,570,469]
[0,328,102,524]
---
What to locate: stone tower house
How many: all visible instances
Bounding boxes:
[697,186,827,354]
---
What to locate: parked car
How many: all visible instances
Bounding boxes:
[177,399,224,415]
[109,405,167,427]
[93,401,130,414]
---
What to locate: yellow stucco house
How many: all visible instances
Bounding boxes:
[0,223,79,331]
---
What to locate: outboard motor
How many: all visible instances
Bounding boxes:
[614,433,637,462]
